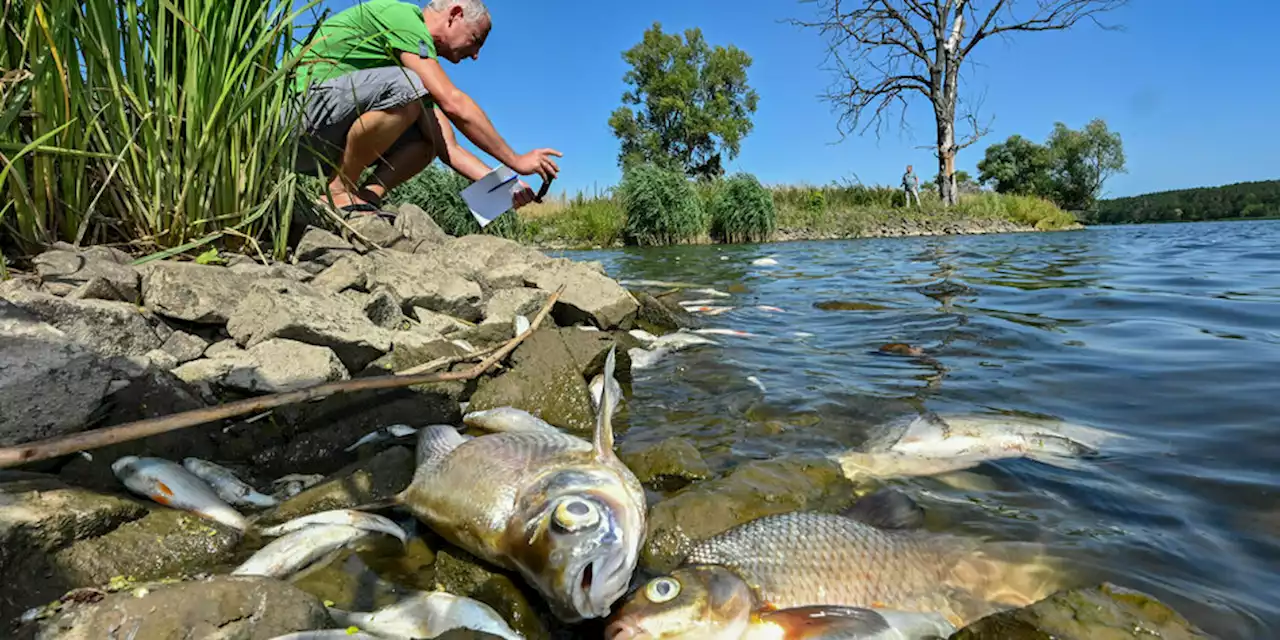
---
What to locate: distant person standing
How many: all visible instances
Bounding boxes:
[902,165,921,207]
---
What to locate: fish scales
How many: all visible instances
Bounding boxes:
[683,511,970,614]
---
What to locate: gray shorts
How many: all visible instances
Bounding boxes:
[287,66,432,175]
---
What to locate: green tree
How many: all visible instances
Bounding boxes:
[1046,118,1127,210]
[977,135,1055,197]
[608,22,760,180]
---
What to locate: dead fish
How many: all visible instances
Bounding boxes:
[607,493,1041,637]
[693,329,757,338]
[396,346,646,622]
[328,590,523,640]
[628,346,671,371]
[834,412,1124,478]
[686,305,735,316]
[650,330,719,351]
[267,632,381,639]
[344,424,420,452]
[260,509,407,544]
[270,473,326,500]
[751,257,779,266]
[691,288,732,299]
[463,407,561,435]
[756,305,786,313]
[514,314,531,335]
[111,456,248,531]
[628,329,659,346]
[590,372,625,416]
[746,376,766,393]
[677,298,720,307]
[878,343,926,357]
[181,458,278,509]
[232,524,377,579]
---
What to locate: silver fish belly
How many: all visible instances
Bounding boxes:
[232,524,373,579]
[328,590,523,640]
[260,509,407,544]
[112,456,248,530]
[181,457,278,508]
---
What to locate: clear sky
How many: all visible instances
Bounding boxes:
[320,0,1278,199]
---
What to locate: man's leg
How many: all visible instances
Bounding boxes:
[361,107,443,203]
[329,100,422,209]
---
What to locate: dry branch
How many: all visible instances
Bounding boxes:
[0,286,566,469]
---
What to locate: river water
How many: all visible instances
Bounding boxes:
[560,220,1280,639]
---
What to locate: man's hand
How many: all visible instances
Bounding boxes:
[512,181,537,209]
[510,148,563,181]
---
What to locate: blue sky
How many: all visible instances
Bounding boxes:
[321,0,1278,199]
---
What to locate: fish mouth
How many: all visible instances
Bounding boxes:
[568,548,631,620]
[604,618,646,640]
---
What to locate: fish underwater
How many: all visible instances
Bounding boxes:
[327,590,524,640]
[112,456,249,530]
[181,457,278,509]
[394,346,647,623]
[607,491,1059,639]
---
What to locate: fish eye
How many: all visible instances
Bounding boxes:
[553,498,600,532]
[645,577,680,603]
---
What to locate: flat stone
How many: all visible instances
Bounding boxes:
[418,235,548,285]
[365,251,484,321]
[64,276,135,303]
[227,261,314,282]
[1,289,173,358]
[412,307,472,336]
[203,339,242,359]
[295,225,357,266]
[481,287,549,326]
[364,286,408,330]
[31,247,140,302]
[0,273,44,297]
[524,259,638,329]
[312,254,369,293]
[159,330,209,364]
[139,261,259,324]
[255,447,416,526]
[229,339,350,393]
[0,301,116,446]
[619,437,712,492]
[481,261,530,290]
[393,203,451,246]
[225,280,391,372]
[33,576,331,640]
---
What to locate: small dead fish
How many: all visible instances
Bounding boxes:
[112,456,248,530]
[270,473,326,500]
[261,509,407,544]
[181,458,278,509]
[232,524,375,579]
[463,407,561,435]
[628,346,670,371]
[879,343,926,357]
[691,288,732,299]
[344,424,419,452]
[450,338,477,353]
[677,298,719,307]
[756,305,786,313]
[693,329,756,338]
[590,372,625,416]
[746,376,766,393]
[751,257,779,266]
[329,590,523,640]
[514,314,531,335]
[628,329,659,345]
[686,306,735,316]
[578,326,602,332]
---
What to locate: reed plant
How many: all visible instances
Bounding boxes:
[706,172,776,243]
[950,192,1077,230]
[618,162,707,246]
[1,0,322,263]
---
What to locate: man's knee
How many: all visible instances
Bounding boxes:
[384,99,423,122]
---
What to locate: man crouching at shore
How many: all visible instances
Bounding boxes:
[287,0,561,218]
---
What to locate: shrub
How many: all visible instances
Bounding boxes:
[385,164,524,239]
[525,195,625,247]
[707,173,776,243]
[953,192,1077,230]
[617,163,707,246]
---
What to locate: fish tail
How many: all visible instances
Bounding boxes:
[594,345,618,458]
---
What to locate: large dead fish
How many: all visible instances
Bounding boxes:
[607,492,1054,639]
[112,456,248,531]
[328,590,523,640]
[396,346,646,622]
[831,411,1124,479]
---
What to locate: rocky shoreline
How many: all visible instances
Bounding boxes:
[0,203,1200,639]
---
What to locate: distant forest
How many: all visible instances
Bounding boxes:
[1089,180,1280,224]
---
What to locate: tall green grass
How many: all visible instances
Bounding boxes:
[618,163,707,246]
[706,173,776,243]
[951,192,1076,230]
[1,0,321,262]
[384,164,524,239]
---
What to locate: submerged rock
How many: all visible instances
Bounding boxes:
[950,582,1211,639]
[52,508,241,587]
[631,290,698,335]
[31,576,332,640]
[432,548,552,640]
[619,438,712,492]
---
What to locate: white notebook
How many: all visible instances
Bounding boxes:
[460,165,519,228]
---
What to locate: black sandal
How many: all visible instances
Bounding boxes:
[339,202,397,223]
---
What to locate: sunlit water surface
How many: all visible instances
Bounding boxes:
[556,220,1280,639]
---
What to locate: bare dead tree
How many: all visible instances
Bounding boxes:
[791,0,1126,206]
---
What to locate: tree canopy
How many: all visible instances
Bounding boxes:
[1092,180,1280,224]
[977,118,1126,211]
[608,22,760,180]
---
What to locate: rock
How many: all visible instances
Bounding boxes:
[256,446,415,526]
[620,438,712,492]
[0,301,116,446]
[204,338,242,359]
[524,259,638,329]
[641,457,874,573]
[64,276,134,303]
[235,339,350,393]
[227,260,314,282]
[365,251,484,321]
[31,247,140,302]
[32,576,332,640]
[950,583,1211,640]
[465,328,600,435]
[158,330,209,364]
[311,254,369,293]
[143,348,180,370]
[546,327,632,386]
[393,203,451,247]
[0,273,44,297]
[433,548,553,640]
[481,261,529,290]
[412,307,472,337]
[481,287,549,326]
[2,289,173,358]
[364,286,409,329]
[342,289,372,308]
[139,261,258,324]
[365,338,471,389]
[346,215,403,248]
[225,280,392,372]
[632,291,698,334]
[295,225,358,266]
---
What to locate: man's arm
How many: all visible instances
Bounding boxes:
[399,52,559,180]
[418,104,490,182]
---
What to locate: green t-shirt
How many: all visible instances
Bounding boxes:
[292,0,437,92]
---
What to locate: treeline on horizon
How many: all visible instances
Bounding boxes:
[1090,180,1280,224]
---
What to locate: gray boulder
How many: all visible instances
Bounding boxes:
[0,301,116,446]
[225,280,391,371]
[393,203,451,247]
[227,260,314,282]
[175,339,349,394]
[2,289,172,358]
[311,254,369,293]
[524,258,638,329]
[31,246,140,303]
[346,215,402,248]
[421,234,547,285]
[363,286,408,329]
[32,576,331,640]
[139,261,258,324]
[295,225,358,266]
[158,330,209,364]
[465,327,601,435]
[365,250,484,321]
[412,307,472,337]
[481,287,549,326]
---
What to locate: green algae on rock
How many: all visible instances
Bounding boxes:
[619,437,713,492]
[465,328,603,435]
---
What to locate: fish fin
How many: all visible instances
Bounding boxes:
[593,345,618,459]
[757,606,952,639]
[841,488,926,530]
[347,498,401,514]
[415,424,467,467]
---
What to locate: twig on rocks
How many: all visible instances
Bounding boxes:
[0,286,565,469]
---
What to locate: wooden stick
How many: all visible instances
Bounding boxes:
[0,286,564,469]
